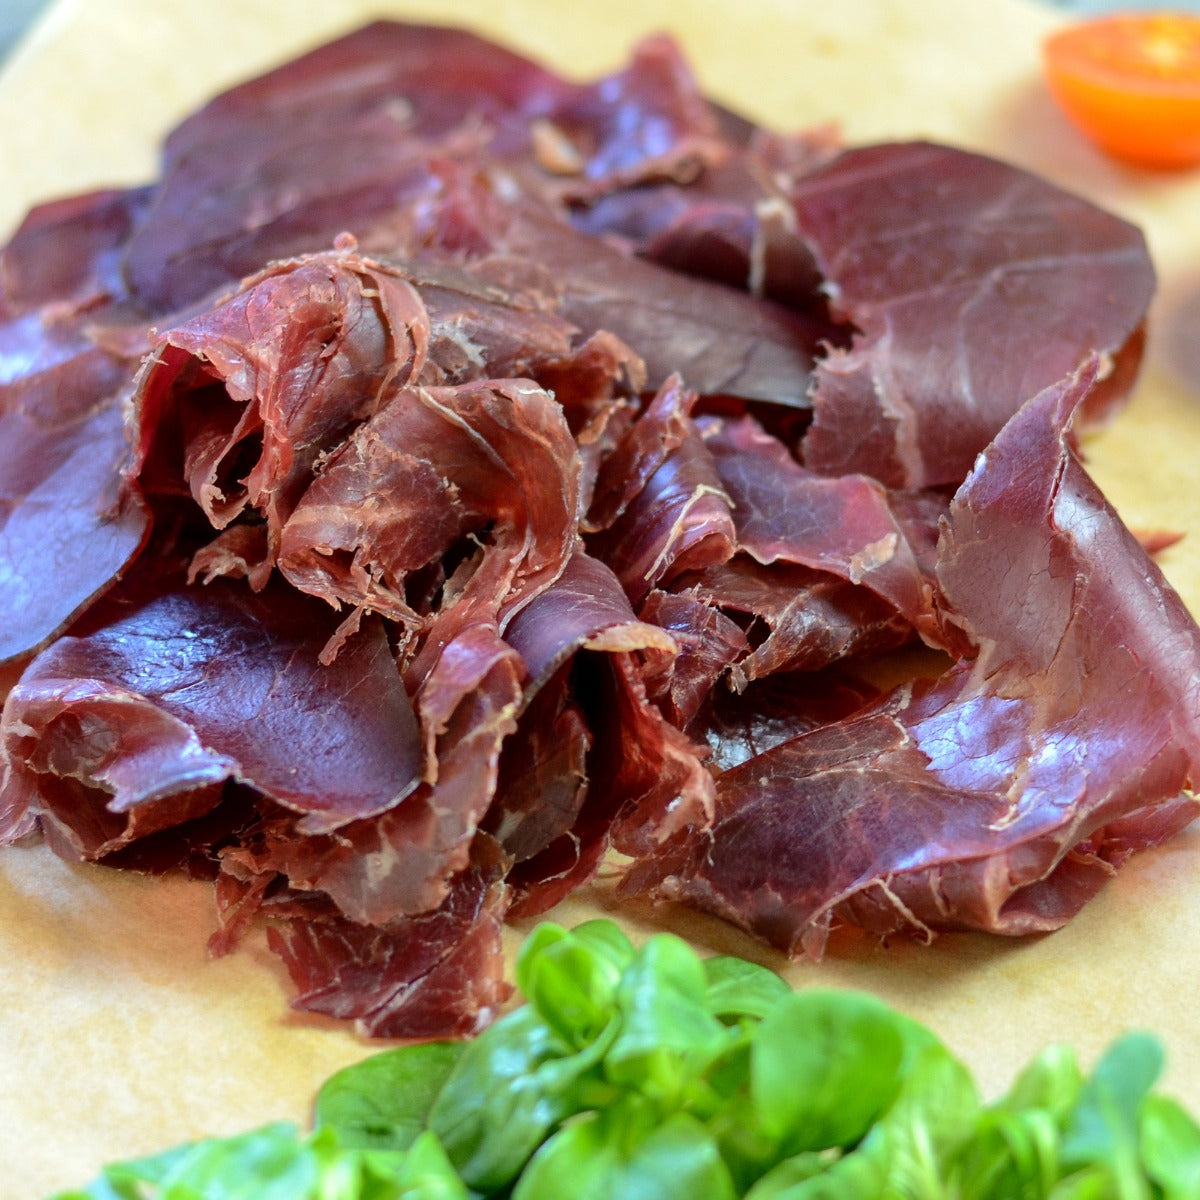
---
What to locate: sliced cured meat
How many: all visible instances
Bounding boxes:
[214,620,525,927]
[498,551,712,908]
[489,208,823,405]
[131,251,431,554]
[124,25,725,313]
[265,838,512,1039]
[0,577,423,851]
[0,21,1188,1040]
[587,377,736,604]
[793,142,1155,488]
[0,185,153,315]
[682,558,917,685]
[650,366,1200,953]
[701,414,940,641]
[281,377,583,659]
[638,589,749,728]
[0,316,148,664]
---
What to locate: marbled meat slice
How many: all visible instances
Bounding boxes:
[648,365,1200,953]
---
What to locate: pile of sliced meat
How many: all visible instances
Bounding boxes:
[2,22,1199,1037]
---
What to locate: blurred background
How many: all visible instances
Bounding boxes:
[3,0,1200,64]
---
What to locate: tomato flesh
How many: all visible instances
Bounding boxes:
[1043,14,1200,169]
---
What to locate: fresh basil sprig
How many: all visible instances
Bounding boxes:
[51,918,1200,1199]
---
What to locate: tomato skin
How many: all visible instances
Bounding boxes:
[1043,14,1200,169]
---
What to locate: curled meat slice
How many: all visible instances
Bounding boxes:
[496,551,712,911]
[280,377,583,662]
[131,251,430,570]
[588,376,736,605]
[265,837,512,1039]
[225,621,525,926]
[649,364,1200,954]
[703,414,940,642]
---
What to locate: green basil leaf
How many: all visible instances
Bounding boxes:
[1141,1093,1200,1198]
[429,1006,616,1191]
[513,1104,737,1200]
[315,1042,464,1151]
[604,933,730,1101]
[1001,1044,1083,1120]
[751,991,910,1152]
[703,955,791,1022]
[1060,1031,1162,1198]
[516,920,635,1049]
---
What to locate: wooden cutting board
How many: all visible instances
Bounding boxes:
[3,1,1200,1195]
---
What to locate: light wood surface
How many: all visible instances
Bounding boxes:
[3,1,1200,1195]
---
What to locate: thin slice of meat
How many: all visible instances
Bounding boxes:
[490,206,823,405]
[793,142,1156,488]
[701,413,941,642]
[496,550,712,910]
[265,837,512,1039]
[587,377,736,605]
[0,576,423,852]
[131,250,431,568]
[529,33,726,198]
[681,558,917,685]
[0,315,149,664]
[281,375,583,666]
[638,588,750,728]
[0,186,154,316]
[648,364,1200,954]
[124,25,728,313]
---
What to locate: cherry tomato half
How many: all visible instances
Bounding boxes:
[1043,13,1200,169]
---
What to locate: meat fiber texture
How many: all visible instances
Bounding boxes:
[1,20,1196,1039]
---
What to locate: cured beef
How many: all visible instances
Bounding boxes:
[792,142,1155,488]
[0,315,148,663]
[0,21,1193,1039]
[0,577,424,850]
[650,366,1200,954]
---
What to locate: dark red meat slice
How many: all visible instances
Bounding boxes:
[682,558,917,685]
[131,251,431,557]
[498,550,712,907]
[265,838,512,1039]
[587,377,736,604]
[649,365,1200,953]
[0,577,423,852]
[489,207,823,405]
[210,619,525,929]
[638,588,749,728]
[124,25,726,314]
[0,186,153,315]
[281,376,583,659]
[0,316,149,663]
[701,414,940,642]
[793,142,1155,488]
